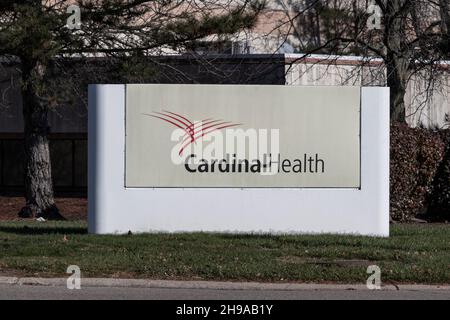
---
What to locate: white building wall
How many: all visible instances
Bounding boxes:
[285,54,450,128]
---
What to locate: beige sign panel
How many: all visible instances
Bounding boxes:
[125,84,360,188]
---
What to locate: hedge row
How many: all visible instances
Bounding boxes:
[390,123,450,221]
[427,129,450,221]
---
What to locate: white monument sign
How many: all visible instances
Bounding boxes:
[89,84,389,236]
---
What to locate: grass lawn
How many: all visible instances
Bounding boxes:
[0,221,449,284]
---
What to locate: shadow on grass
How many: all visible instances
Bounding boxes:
[0,225,87,235]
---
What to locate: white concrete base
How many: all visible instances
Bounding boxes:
[88,85,389,236]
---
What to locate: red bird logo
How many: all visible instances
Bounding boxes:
[143,110,241,155]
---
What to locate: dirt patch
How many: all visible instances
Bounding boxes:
[0,196,87,221]
[278,256,373,267]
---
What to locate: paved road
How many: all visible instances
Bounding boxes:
[1,283,449,300]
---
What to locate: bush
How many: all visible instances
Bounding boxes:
[390,123,446,221]
[427,130,450,221]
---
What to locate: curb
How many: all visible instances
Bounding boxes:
[1,277,450,291]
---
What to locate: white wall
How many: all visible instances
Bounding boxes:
[285,55,450,128]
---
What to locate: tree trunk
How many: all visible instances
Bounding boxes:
[384,0,411,123]
[439,0,450,35]
[386,54,408,123]
[18,60,64,220]
[439,0,450,54]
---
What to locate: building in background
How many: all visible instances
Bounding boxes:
[0,0,449,193]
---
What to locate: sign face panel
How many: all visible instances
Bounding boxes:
[125,84,360,188]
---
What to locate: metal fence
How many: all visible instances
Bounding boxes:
[0,133,87,194]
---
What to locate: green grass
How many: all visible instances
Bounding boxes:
[0,221,449,284]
